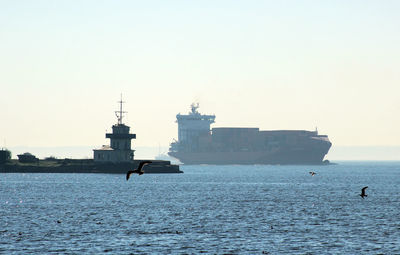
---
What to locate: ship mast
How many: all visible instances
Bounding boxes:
[115,94,127,125]
[190,103,200,115]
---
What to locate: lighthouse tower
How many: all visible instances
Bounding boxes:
[93,97,136,163]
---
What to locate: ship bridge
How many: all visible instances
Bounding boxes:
[175,103,215,151]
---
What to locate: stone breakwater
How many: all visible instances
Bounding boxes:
[0,159,182,174]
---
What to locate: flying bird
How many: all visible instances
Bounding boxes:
[360,186,368,198]
[126,160,152,180]
[309,171,316,176]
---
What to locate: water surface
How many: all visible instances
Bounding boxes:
[1,162,399,254]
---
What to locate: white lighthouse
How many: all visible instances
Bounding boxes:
[93,97,136,163]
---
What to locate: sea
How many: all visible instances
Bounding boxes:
[1,161,399,254]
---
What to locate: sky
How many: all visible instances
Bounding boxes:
[1,1,400,156]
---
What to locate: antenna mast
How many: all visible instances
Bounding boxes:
[115,94,127,125]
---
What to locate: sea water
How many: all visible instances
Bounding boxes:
[1,162,399,254]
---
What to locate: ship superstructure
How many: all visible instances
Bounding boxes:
[173,103,215,152]
[169,104,332,165]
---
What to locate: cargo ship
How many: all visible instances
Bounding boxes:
[1,98,182,174]
[168,104,332,165]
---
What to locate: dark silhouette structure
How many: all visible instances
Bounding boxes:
[0,149,11,164]
[126,160,152,180]
[17,152,39,163]
[0,98,182,174]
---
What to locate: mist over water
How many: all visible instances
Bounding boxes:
[1,162,399,254]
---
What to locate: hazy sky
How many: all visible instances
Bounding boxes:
[1,0,399,150]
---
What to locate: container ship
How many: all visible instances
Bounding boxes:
[0,98,182,174]
[168,104,332,165]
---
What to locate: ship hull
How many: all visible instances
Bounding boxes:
[169,144,331,165]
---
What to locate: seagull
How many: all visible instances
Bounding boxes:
[126,160,152,180]
[360,186,368,198]
[309,171,316,176]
